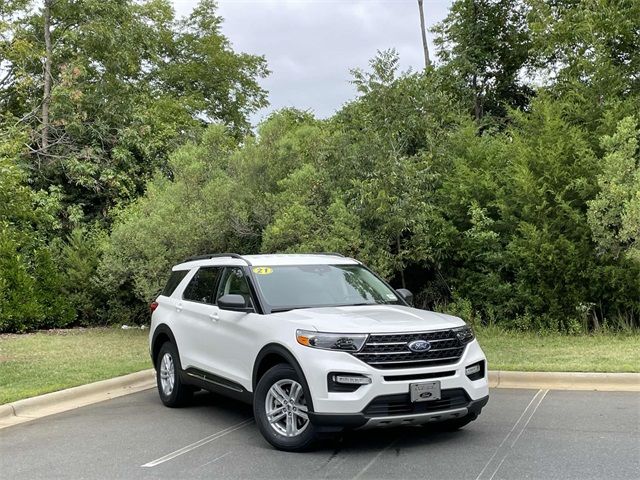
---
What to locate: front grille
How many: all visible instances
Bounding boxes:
[351,329,465,369]
[364,388,470,417]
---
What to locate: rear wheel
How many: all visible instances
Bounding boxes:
[156,342,192,407]
[254,364,318,451]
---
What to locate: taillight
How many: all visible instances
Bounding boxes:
[150,301,159,312]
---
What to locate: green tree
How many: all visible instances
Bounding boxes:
[0,0,268,220]
[528,0,640,133]
[97,125,249,318]
[333,51,464,280]
[262,164,365,255]
[434,0,533,122]
[159,0,269,136]
[437,98,640,330]
[588,116,640,262]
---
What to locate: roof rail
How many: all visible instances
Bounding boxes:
[307,252,345,257]
[182,253,252,266]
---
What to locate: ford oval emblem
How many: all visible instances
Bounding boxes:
[407,339,431,352]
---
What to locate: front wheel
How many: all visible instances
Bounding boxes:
[253,364,318,451]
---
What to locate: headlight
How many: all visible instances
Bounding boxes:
[296,330,368,351]
[453,325,475,344]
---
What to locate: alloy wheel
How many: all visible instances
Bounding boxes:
[265,379,309,437]
[160,352,175,396]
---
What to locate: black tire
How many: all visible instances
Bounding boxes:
[155,342,192,408]
[426,412,477,432]
[253,364,318,451]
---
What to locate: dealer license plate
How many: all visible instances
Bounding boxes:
[410,381,441,402]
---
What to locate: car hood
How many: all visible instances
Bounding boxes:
[273,305,465,333]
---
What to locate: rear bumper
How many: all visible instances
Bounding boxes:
[308,393,489,431]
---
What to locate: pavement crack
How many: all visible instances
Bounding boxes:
[352,436,399,480]
[197,451,231,470]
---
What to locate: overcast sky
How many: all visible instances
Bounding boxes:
[172,0,453,125]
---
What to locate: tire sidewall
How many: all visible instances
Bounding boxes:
[253,364,317,451]
[156,342,186,407]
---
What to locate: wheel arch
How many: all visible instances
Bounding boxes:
[252,343,314,412]
[151,324,177,368]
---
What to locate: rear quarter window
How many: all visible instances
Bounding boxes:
[161,270,189,297]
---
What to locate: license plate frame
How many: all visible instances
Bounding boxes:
[410,381,441,402]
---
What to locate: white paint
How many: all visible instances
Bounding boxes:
[141,419,253,468]
[475,389,549,480]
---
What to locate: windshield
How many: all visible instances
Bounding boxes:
[251,265,400,311]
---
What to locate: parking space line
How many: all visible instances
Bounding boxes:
[475,389,549,480]
[141,418,253,468]
[509,390,548,449]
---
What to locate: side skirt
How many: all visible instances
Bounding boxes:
[181,367,253,404]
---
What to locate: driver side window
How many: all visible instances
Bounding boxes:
[216,267,254,308]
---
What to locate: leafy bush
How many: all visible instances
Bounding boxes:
[0,140,74,332]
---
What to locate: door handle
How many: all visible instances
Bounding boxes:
[209,312,219,321]
[176,302,183,312]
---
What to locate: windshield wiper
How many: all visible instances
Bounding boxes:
[338,302,377,307]
[270,302,385,313]
[270,306,313,313]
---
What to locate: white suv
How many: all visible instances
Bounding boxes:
[149,253,489,451]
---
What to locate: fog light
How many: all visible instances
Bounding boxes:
[465,361,485,381]
[465,364,481,376]
[332,375,372,385]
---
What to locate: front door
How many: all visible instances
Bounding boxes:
[211,266,260,388]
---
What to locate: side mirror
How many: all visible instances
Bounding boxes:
[396,288,414,306]
[218,294,251,312]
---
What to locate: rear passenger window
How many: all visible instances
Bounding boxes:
[162,270,188,297]
[183,267,221,304]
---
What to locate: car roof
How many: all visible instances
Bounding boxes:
[172,253,359,271]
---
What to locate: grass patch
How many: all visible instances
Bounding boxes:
[0,328,150,405]
[1,326,638,405]
[477,327,640,373]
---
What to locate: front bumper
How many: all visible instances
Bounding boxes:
[293,339,489,423]
[309,394,489,430]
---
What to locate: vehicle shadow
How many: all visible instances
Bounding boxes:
[319,424,473,453]
[190,390,474,454]
[189,389,253,417]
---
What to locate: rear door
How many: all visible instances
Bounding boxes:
[174,266,222,371]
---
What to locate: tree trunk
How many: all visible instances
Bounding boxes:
[471,0,482,122]
[396,235,406,289]
[42,0,53,154]
[472,73,482,121]
[417,0,431,69]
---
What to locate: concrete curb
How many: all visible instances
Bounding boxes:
[1,369,638,430]
[489,370,640,391]
[0,369,155,429]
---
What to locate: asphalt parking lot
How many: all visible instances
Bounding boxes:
[1,387,638,480]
